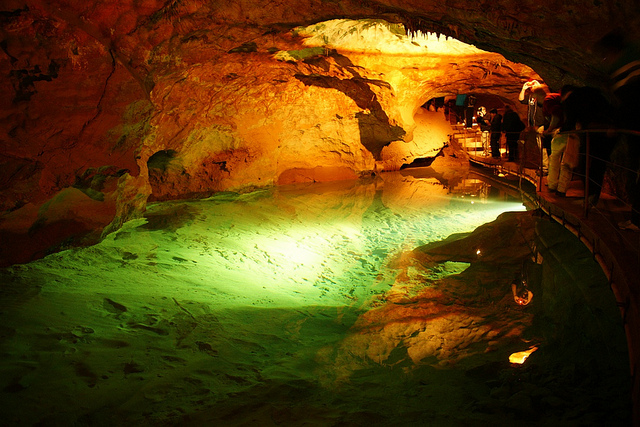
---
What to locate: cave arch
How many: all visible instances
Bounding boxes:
[290,18,540,171]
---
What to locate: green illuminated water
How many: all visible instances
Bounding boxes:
[0,170,629,425]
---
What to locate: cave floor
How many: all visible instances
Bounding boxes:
[0,171,631,426]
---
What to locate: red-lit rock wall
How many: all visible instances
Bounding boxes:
[1,0,638,265]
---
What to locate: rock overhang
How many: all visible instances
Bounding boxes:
[1,0,638,265]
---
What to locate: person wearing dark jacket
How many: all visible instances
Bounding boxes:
[596,30,640,230]
[519,80,550,170]
[476,106,490,156]
[502,105,525,161]
[562,86,615,206]
[488,108,503,159]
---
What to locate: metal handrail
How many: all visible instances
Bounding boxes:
[555,128,640,219]
[468,126,640,423]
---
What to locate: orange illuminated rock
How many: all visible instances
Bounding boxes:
[1,1,636,264]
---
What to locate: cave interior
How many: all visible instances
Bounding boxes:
[1,1,639,425]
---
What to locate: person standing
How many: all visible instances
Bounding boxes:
[445,99,457,124]
[519,80,550,171]
[476,106,491,156]
[543,89,566,193]
[554,85,582,196]
[562,86,615,206]
[488,108,503,159]
[502,105,525,162]
[596,30,640,230]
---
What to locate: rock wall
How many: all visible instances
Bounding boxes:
[1,0,638,265]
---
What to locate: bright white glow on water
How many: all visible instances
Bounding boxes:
[62,171,524,309]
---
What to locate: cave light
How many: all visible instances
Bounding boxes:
[509,346,538,364]
[296,19,486,56]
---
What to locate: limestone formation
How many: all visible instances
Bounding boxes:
[1,1,638,265]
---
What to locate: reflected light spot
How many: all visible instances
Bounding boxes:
[512,282,533,306]
[509,346,538,364]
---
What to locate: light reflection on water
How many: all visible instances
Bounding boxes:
[0,169,540,425]
[120,170,526,308]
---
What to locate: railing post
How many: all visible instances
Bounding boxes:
[539,132,543,192]
[463,128,466,153]
[475,128,478,154]
[584,131,591,218]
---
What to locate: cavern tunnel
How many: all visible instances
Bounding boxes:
[1,1,639,425]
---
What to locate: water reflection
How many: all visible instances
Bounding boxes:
[0,171,540,425]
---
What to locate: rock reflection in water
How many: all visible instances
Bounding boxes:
[0,171,629,425]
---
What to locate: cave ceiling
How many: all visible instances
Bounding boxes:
[0,0,639,265]
[6,0,635,94]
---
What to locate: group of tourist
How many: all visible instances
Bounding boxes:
[473,29,640,232]
[476,102,526,161]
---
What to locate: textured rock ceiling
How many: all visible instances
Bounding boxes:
[1,0,639,265]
